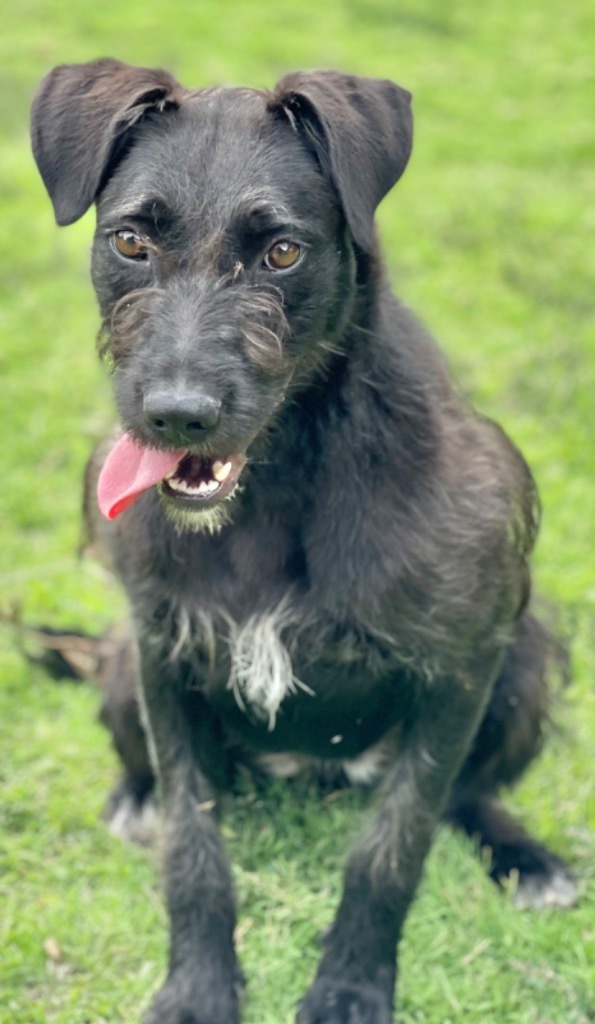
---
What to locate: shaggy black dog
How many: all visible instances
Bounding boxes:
[31,60,576,1024]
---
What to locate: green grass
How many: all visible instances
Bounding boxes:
[1,1,594,1021]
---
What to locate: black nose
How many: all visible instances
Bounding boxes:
[143,389,222,445]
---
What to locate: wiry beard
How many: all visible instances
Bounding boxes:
[157,482,240,535]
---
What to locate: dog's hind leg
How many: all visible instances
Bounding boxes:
[21,619,158,844]
[96,626,157,846]
[446,610,578,907]
[446,794,577,908]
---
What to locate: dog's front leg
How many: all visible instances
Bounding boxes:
[298,662,499,1024]
[137,640,240,1024]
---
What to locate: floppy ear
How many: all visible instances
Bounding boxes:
[272,70,413,253]
[31,58,184,226]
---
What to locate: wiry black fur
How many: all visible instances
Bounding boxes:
[31,59,576,1024]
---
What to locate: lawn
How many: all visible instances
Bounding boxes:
[0,1,594,1022]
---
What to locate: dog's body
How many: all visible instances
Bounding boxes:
[31,60,576,1024]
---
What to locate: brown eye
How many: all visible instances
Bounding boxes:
[111,230,148,261]
[264,240,302,271]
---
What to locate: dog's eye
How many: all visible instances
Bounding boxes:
[263,241,301,271]
[111,230,148,261]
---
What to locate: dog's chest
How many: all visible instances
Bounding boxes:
[219,660,407,761]
[171,599,410,761]
[148,516,414,759]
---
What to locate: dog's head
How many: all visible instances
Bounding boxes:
[31,60,413,532]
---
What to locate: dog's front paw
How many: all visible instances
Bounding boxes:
[297,979,393,1024]
[143,973,240,1024]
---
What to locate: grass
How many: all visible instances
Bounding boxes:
[1,0,594,1021]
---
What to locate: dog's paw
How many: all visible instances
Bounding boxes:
[143,974,240,1024]
[513,863,579,910]
[490,842,579,910]
[105,788,159,847]
[297,979,393,1024]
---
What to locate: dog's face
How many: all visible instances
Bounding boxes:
[31,61,413,531]
[91,92,353,530]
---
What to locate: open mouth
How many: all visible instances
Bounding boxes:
[97,434,246,520]
[161,453,245,507]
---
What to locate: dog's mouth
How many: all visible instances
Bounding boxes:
[97,434,246,520]
[161,452,245,507]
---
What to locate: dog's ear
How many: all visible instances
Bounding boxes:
[272,71,413,253]
[31,58,184,226]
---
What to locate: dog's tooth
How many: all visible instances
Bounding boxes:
[169,477,188,493]
[212,460,233,483]
[168,476,222,498]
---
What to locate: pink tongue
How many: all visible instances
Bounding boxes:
[97,434,185,520]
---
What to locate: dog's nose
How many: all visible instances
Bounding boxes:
[143,390,222,444]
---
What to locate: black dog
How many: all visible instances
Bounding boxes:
[31,60,576,1024]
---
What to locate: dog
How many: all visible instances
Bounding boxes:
[30,59,577,1024]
